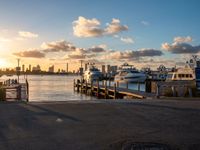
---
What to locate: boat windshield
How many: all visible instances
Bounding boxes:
[130,70,140,73]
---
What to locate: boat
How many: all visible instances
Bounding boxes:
[83,64,103,83]
[166,67,195,81]
[114,63,147,83]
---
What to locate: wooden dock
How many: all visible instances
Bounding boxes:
[0,80,29,102]
[74,79,156,99]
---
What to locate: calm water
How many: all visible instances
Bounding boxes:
[0,75,145,101]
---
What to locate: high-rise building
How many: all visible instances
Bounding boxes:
[48,65,54,73]
[29,64,31,72]
[102,65,106,74]
[85,63,88,71]
[22,64,25,72]
[107,65,110,73]
[66,63,68,73]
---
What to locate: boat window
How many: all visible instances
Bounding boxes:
[167,74,173,78]
[186,74,189,78]
[181,74,185,78]
[190,74,193,78]
[178,74,181,78]
[130,70,139,73]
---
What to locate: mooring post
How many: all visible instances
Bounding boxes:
[73,79,76,91]
[81,79,83,93]
[17,85,21,100]
[91,80,93,96]
[105,80,107,99]
[156,83,160,98]
[85,80,88,94]
[114,83,117,99]
[77,79,80,92]
[97,80,100,97]
[172,86,176,97]
[26,79,29,102]
[188,87,193,97]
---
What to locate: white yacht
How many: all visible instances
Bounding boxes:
[114,63,147,83]
[166,67,195,81]
[83,64,103,83]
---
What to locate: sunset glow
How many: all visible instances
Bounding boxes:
[0,0,200,71]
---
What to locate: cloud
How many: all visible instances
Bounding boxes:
[13,50,45,58]
[120,37,134,44]
[105,18,128,35]
[68,54,86,59]
[73,16,104,37]
[73,16,128,38]
[107,49,163,60]
[141,21,149,26]
[173,36,192,43]
[0,37,11,42]
[42,40,76,52]
[18,31,38,38]
[162,36,200,54]
[88,46,106,53]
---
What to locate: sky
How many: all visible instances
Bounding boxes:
[0,0,200,71]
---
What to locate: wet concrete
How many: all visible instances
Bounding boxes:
[0,99,200,150]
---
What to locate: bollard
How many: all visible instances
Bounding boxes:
[156,84,160,98]
[105,80,107,99]
[114,83,117,99]
[17,85,21,100]
[97,80,100,97]
[26,79,29,102]
[73,79,76,91]
[172,86,176,97]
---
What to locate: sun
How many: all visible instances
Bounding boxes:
[0,59,8,68]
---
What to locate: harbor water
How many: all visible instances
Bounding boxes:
[0,75,145,101]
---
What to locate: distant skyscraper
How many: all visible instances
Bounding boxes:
[29,64,31,72]
[22,64,25,72]
[85,63,88,71]
[107,65,110,73]
[48,65,54,73]
[102,65,106,74]
[66,63,68,73]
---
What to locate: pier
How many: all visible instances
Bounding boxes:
[74,79,197,99]
[0,80,29,101]
[74,79,156,99]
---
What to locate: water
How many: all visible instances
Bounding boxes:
[0,75,145,102]
[0,75,95,102]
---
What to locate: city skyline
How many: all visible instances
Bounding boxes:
[0,0,200,71]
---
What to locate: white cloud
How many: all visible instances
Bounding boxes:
[73,16,128,38]
[162,36,200,54]
[18,31,38,38]
[141,21,149,26]
[173,36,192,43]
[120,37,134,44]
[73,16,104,37]
[105,18,128,35]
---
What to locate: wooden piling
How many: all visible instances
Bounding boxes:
[73,79,76,91]
[156,84,160,98]
[114,83,117,99]
[105,80,107,99]
[26,79,29,102]
[97,80,100,97]
[17,85,21,100]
